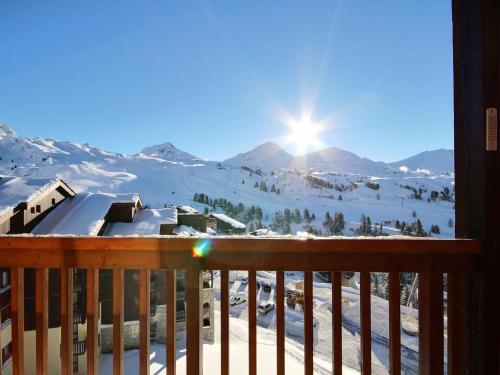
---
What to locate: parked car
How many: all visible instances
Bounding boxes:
[257,301,275,315]
[230,294,246,306]
[239,274,248,284]
[261,282,272,294]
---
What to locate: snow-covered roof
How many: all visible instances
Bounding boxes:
[0,176,62,217]
[210,213,246,229]
[104,207,177,236]
[32,192,139,236]
[172,225,210,237]
[177,205,199,214]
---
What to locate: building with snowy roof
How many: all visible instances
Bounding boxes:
[0,176,75,234]
[209,213,246,234]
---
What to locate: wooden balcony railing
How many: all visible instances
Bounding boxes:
[0,236,480,375]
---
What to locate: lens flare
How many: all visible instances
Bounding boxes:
[192,240,212,258]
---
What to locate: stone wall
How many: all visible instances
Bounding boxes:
[100,287,215,353]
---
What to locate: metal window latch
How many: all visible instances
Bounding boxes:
[486,108,498,151]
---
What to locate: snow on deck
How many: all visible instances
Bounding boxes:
[0,176,59,216]
[32,192,139,236]
[99,310,359,375]
[211,213,246,229]
[104,207,177,236]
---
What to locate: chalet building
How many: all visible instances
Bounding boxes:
[0,177,75,374]
[30,191,143,374]
[209,213,246,234]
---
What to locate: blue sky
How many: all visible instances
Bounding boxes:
[0,1,453,162]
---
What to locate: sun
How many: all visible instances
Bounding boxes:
[286,115,322,154]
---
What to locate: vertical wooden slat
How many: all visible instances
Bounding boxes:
[419,271,444,375]
[332,272,342,375]
[11,268,24,375]
[304,271,314,375]
[447,273,463,374]
[139,269,151,375]
[60,268,74,375]
[359,272,371,375]
[276,271,285,375]
[87,269,100,375]
[220,270,229,375]
[113,269,124,375]
[166,270,177,375]
[248,271,257,375]
[186,266,203,375]
[388,272,401,375]
[35,268,49,375]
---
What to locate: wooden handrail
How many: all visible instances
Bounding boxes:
[0,237,480,272]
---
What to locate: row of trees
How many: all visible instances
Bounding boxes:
[252,181,281,194]
[192,193,265,229]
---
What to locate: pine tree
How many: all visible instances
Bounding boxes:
[242,179,245,184]
[293,208,301,223]
[255,206,263,221]
[304,208,311,223]
[248,222,255,232]
[271,184,276,193]
[203,207,209,215]
[284,208,292,224]
[194,193,199,202]
[412,210,417,218]
[311,213,316,221]
[276,188,281,195]
[254,182,259,188]
[338,194,343,201]
[283,222,292,235]
[448,218,454,228]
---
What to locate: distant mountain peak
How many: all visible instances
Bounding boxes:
[389,149,454,173]
[139,142,200,161]
[0,124,17,138]
[223,142,292,170]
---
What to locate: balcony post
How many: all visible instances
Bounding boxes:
[186,263,203,375]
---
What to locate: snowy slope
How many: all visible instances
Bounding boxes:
[389,149,454,173]
[0,124,456,238]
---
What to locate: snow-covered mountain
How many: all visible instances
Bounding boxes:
[0,123,456,237]
[139,142,201,164]
[290,147,387,174]
[224,142,293,171]
[389,149,454,173]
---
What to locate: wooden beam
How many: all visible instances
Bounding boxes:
[35,268,49,375]
[388,273,401,374]
[452,0,498,371]
[87,269,100,375]
[360,272,371,375]
[10,268,24,375]
[139,269,151,375]
[276,271,285,375]
[248,271,257,375]
[332,272,342,375]
[60,268,74,375]
[186,266,202,375]
[113,269,124,375]
[166,270,176,375]
[220,270,229,375]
